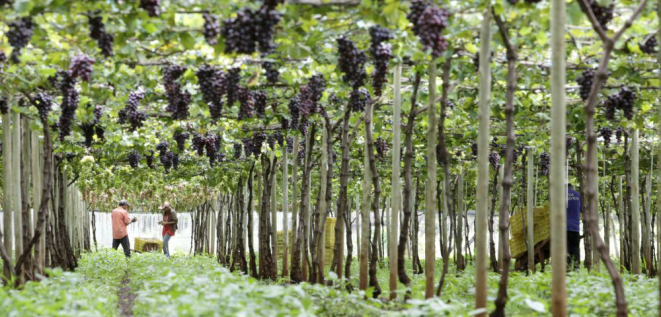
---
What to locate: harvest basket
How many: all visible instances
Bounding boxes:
[276,217,336,266]
[135,237,163,253]
[509,205,550,259]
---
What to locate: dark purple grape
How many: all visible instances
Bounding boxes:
[337,36,367,89]
[369,26,394,97]
[191,133,206,157]
[576,69,594,101]
[286,137,293,153]
[146,150,155,169]
[237,88,255,120]
[349,88,370,113]
[156,141,169,156]
[197,65,226,121]
[233,142,242,159]
[202,11,220,46]
[489,152,500,169]
[253,132,267,156]
[540,152,550,176]
[128,150,140,168]
[262,61,279,84]
[69,54,95,82]
[163,65,190,120]
[254,90,267,118]
[599,127,612,148]
[33,92,52,123]
[375,137,389,160]
[118,91,146,131]
[88,11,114,57]
[173,130,190,152]
[407,1,449,58]
[242,137,254,157]
[589,0,614,29]
[140,0,161,17]
[221,5,281,55]
[6,17,33,63]
[641,36,657,55]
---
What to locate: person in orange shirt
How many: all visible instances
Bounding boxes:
[158,202,178,258]
[111,200,137,257]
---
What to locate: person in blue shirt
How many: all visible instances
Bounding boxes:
[567,183,582,271]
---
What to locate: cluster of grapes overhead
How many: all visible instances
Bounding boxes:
[226,68,241,107]
[288,74,326,134]
[237,87,256,120]
[145,150,155,169]
[286,137,293,153]
[288,96,301,131]
[7,17,33,63]
[204,133,220,166]
[156,141,169,156]
[161,151,175,172]
[88,11,114,57]
[375,137,389,160]
[221,3,281,55]
[407,0,449,58]
[196,65,227,121]
[540,152,550,176]
[191,133,206,156]
[349,88,370,113]
[202,11,220,46]
[254,90,267,118]
[471,142,478,158]
[369,26,394,97]
[163,65,191,120]
[242,137,254,158]
[253,132,267,156]
[640,36,657,55]
[588,0,614,29]
[602,87,636,120]
[576,69,594,101]
[173,130,190,152]
[297,142,306,165]
[267,133,276,150]
[566,136,574,155]
[0,51,6,64]
[80,104,104,147]
[273,131,284,147]
[337,36,367,90]
[69,54,95,82]
[488,152,500,169]
[34,92,53,123]
[52,71,80,141]
[140,0,161,17]
[128,150,141,168]
[615,127,624,143]
[262,62,279,84]
[599,127,612,148]
[118,91,147,131]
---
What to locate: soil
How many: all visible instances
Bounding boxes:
[118,271,136,317]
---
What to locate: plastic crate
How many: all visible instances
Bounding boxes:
[509,205,550,258]
[135,237,163,253]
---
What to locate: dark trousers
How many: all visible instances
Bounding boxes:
[113,235,131,257]
[567,231,580,271]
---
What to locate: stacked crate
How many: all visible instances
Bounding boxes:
[135,237,163,252]
[275,217,336,267]
[509,204,550,258]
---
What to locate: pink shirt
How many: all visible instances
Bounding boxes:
[111,207,130,239]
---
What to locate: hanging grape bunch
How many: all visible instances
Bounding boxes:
[471,142,478,158]
[297,142,306,165]
[94,105,103,122]
[472,52,494,72]
[161,151,174,173]
[253,132,267,156]
[602,93,617,120]
[145,150,155,169]
[172,153,180,170]
[128,150,141,168]
[286,137,294,153]
[69,54,95,82]
[273,131,284,147]
[641,35,658,54]
[488,152,500,169]
[140,0,161,17]
[369,26,394,97]
[0,98,8,115]
[226,68,241,107]
[540,152,550,176]
[205,133,219,166]
[566,136,574,155]
[349,88,370,113]
[173,130,190,152]
[254,90,268,118]
[191,133,206,157]
[375,138,389,160]
[202,11,220,46]
[88,11,114,57]
[7,17,33,63]
[0,51,6,65]
[217,152,226,164]
[233,142,242,159]
[242,137,254,158]
[118,91,147,131]
[617,87,636,120]
[298,74,326,119]
[262,62,279,84]
[156,141,169,156]
[221,3,281,54]
[237,88,256,120]
[407,0,449,58]
[337,36,367,89]
[80,123,96,147]
[33,92,52,123]
[55,72,80,141]
[163,65,191,120]
[588,0,614,29]
[576,69,594,101]
[615,127,624,143]
[599,127,613,148]
[196,65,227,121]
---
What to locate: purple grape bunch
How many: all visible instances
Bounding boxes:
[128,150,140,168]
[6,17,33,63]
[118,91,147,131]
[69,54,95,82]
[197,65,227,121]
[203,11,220,46]
[88,11,114,57]
[369,26,394,97]
[407,0,449,58]
[163,65,191,120]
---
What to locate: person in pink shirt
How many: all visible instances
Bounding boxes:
[111,200,137,257]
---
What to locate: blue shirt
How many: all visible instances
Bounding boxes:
[567,188,582,232]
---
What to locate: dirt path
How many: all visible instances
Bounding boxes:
[118,271,136,317]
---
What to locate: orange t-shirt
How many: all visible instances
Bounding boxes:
[111,207,130,239]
